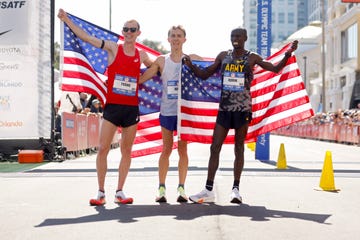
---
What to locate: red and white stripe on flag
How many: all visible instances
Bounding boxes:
[179,43,314,144]
[248,43,314,140]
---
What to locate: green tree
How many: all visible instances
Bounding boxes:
[141,39,169,54]
[54,42,60,70]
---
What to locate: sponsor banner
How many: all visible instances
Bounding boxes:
[0,0,29,45]
[61,112,77,152]
[0,0,51,140]
[255,0,272,160]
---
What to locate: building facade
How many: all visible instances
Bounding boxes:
[243,0,308,52]
[325,1,359,111]
[244,0,359,112]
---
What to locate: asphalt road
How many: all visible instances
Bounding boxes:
[1,135,359,240]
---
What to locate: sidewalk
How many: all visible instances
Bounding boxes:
[0,135,359,240]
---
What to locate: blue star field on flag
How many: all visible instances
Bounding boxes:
[64,13,119,74]
[181,61,222,103]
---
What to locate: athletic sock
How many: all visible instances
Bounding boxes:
[232,180,240,190]
[205,180,214,191]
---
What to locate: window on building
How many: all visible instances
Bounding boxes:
[288,12,294,24]
[278,12,285,24]
[340,76,346,88]
[341,23,358,63]
[272,12,276,23]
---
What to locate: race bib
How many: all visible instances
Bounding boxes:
[112,74,137,96]
[167,79,178,99]
[223,71,244,92]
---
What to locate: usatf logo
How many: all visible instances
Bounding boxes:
[0,1,26,8]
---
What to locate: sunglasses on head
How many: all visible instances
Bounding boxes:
[123,27,137,33]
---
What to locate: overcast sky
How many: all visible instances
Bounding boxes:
[55,0,244,58]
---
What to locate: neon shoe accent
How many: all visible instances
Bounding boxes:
[189,189,215,204]
[155,186,167,203]
[176,186,188,203]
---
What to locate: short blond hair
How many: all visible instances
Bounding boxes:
[168,25,186,37]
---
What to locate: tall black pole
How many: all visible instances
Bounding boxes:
[50,0,55,143]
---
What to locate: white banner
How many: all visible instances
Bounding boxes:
[0,0,52,140]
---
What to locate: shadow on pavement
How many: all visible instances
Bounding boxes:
[35,203,331,226]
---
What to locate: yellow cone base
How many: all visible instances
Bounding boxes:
[276,143,287,169]
[247,142,256,152]
[315,151,340,192]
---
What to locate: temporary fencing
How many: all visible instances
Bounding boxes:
[272,122,360,145]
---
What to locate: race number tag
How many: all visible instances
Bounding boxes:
[223,71,244,92]
[113,74,137,96]
[167,79,178,99]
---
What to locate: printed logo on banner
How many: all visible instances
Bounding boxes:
[65,119,75,128]
[0,47,23,56]
[0,95,10,111]
[0,1,29,45]
[0,80,23,88]
[0,30,11,37]
[0,62,19,71]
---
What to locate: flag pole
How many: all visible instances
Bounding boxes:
[109,0,112,30]
[320,0,326,112]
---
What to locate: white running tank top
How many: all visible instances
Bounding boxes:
[160,54,182,116]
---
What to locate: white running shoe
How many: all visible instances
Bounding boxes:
[189,189,215,203]
[114,190,133,204]
[230,188,242,204]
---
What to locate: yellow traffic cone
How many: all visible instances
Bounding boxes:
[317,151,340,192]
[247,142,256,152]
[276,143,287,169]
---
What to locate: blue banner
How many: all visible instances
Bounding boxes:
[255,0,272,161]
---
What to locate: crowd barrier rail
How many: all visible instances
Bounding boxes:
[61,112,118,156]
[272,122,360,145]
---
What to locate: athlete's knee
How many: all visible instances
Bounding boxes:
[210,142,222,155]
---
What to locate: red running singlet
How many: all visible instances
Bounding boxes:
[106,45,141,106]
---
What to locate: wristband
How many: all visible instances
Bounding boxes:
[100,40,105,49]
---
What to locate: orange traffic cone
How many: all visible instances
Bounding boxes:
[317,151,340,192]
[276,143,287,169]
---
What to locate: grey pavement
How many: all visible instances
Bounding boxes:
[1,135,360,240]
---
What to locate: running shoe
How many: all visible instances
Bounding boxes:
[230,188,242,204]
[176,186,188,203]
[89,190,106,206]
[114,190,133,204]
[189,189,215,203]
[155,186,167,203]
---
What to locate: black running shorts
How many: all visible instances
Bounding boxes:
[103,104,140,127]
[216,111,252,129]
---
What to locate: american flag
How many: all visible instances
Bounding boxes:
[61,13,119,104]
[60,13,165,158]
[179,43,314,143]
[60,14,313,157]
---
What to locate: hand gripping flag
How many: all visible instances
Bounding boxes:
[179,43,314,143]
